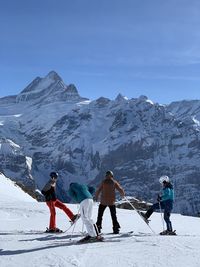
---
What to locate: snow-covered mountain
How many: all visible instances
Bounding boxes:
[1,71,200,216]
[167,99,200,121]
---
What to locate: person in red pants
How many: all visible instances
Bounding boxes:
[42,172,79,232]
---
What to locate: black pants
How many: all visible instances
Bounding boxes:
[146,201,173,231]
[96,204,120,232]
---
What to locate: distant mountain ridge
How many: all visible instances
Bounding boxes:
[0,71,200,216]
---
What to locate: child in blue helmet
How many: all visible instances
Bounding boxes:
[141,175,175,235]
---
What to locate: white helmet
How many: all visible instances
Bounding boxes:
[159,175,169,184]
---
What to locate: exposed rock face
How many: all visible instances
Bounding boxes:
[0,138,38,198]
[116,197,152,211]
[1,71,200,215]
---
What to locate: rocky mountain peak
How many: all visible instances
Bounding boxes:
[115,93,128,102]
[45,71,62,82]
[66,84,79,94]
[138,95,148,101]
[15,71,87,104]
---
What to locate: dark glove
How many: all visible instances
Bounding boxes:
[157,194,162,202]
[41,190,47,196]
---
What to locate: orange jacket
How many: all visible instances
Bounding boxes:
[95,177,125,206]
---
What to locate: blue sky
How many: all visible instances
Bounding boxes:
[1,0,200,103]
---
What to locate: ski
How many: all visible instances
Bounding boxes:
[102,231,134,236]
[160,230,177,236]
[44,215,81,235]
[76,236,104,244]
[116,231,134,237]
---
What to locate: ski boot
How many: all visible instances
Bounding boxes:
[77,235,104,243]
[70,214,81,225]
[77,235,92,243]
[45,227,63,233]
[139,212,150,224]
[92,235,104,242]
[113,227,120,234]
[160,230,176,235]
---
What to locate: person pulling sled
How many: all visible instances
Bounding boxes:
[140,175,176,235]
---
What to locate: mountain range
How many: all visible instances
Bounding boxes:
[0,71,200,216]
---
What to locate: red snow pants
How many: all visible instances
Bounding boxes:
[46,199,74,229]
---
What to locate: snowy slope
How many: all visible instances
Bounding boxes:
[0,173,36,202]
[0,174,200,267]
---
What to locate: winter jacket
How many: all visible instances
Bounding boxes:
[68,183,95,203]
[161,183,174,202]
[41,179,57,202]
[95,177,125,206]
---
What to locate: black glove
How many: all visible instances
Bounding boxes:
[41,190,47,196]
[157,194,162,202]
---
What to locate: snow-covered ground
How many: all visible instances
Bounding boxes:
[0,173,200,267]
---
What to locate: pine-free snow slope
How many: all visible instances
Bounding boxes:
[0,174,200,267]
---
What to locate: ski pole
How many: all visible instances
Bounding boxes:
[81,221,84,235]
[80,202,84,234]
[69,219,78,240]
[158,200,165,232]
[124,196,155,234]
[69,206,80,240]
